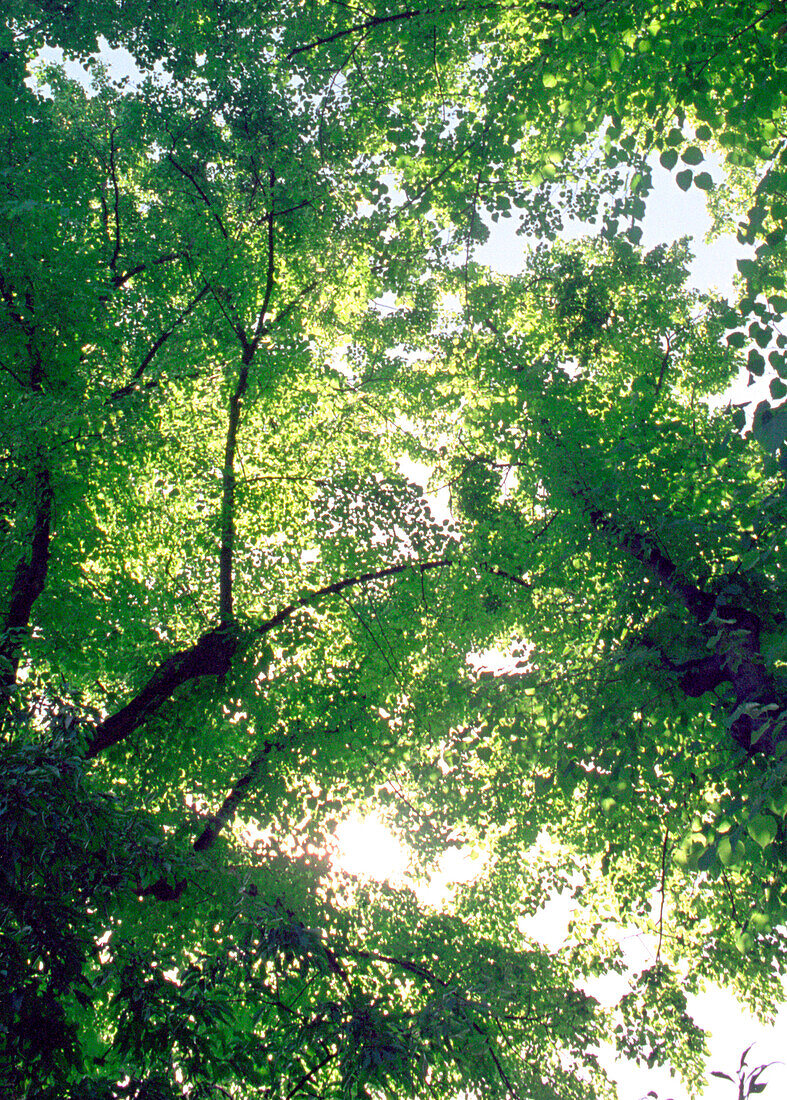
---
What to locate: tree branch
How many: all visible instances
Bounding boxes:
[346,947,450,988]
[256,557,454,636]
[0,467,52,717]
[86,559,454,760]
[587,507,786,754]
[109,284,211,400]
[193,737,285,852]
[111,252,185,290]
[84,624,240,758]
[219,355,252,622]
[252,169,276,351]
[655,825,669,962]
[108,126,122,272]
[286,8,424,59]
[286,2,507,60]
[283,1050,339,1100]
[167,153,229,240]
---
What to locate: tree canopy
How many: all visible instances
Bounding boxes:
[3,2,787,1098]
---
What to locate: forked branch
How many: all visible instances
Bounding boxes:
[86,557,454,758]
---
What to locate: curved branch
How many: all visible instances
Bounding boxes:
[286,2,506,60]
[286,7,424,59]
[256,557,454,636]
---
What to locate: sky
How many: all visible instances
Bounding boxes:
[32,38,786,1100]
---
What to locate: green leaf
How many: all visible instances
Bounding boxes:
[676,169,693,191]
[681,146,704,165]
[767,787,787,816]
[739,549,760,571]
[609,47,625,73]
[747,814,778,849]
[659,149,678,170]
[748,348,765,375]
[694,171,713,190]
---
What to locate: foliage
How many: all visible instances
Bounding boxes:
[3,0,787,1097]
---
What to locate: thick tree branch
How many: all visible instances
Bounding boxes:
[0,467,53,714]
[587,507,786,754]
[84,624,240,758]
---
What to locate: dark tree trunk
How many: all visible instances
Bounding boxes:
[1,468,53,718]
[588,508,785,755]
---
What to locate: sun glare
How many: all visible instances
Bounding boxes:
[332,815,410,881]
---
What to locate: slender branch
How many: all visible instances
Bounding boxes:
[265,280,319,334]
[0,359,27,387]
[655,825,669,961]
[487,565,530,588]
[0,275,43,389]
[653,342,671,397]
[338,591,401,683]
[257,557,454,636]
[695,7,777,78]
[286,7,424,59]
[167,153,229,240]
[464,167,484,312]
[219,355,252,622]
[108,127,122,272]
[111,252,185,290]
[346,948,450,988]
[0,270,26,330]
[193,737,285,852]
[283,1050,338,1100]
[252,170,276,350]
[109,284,211,400]
[286,1,507,60]
[476,1023,518,1097]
